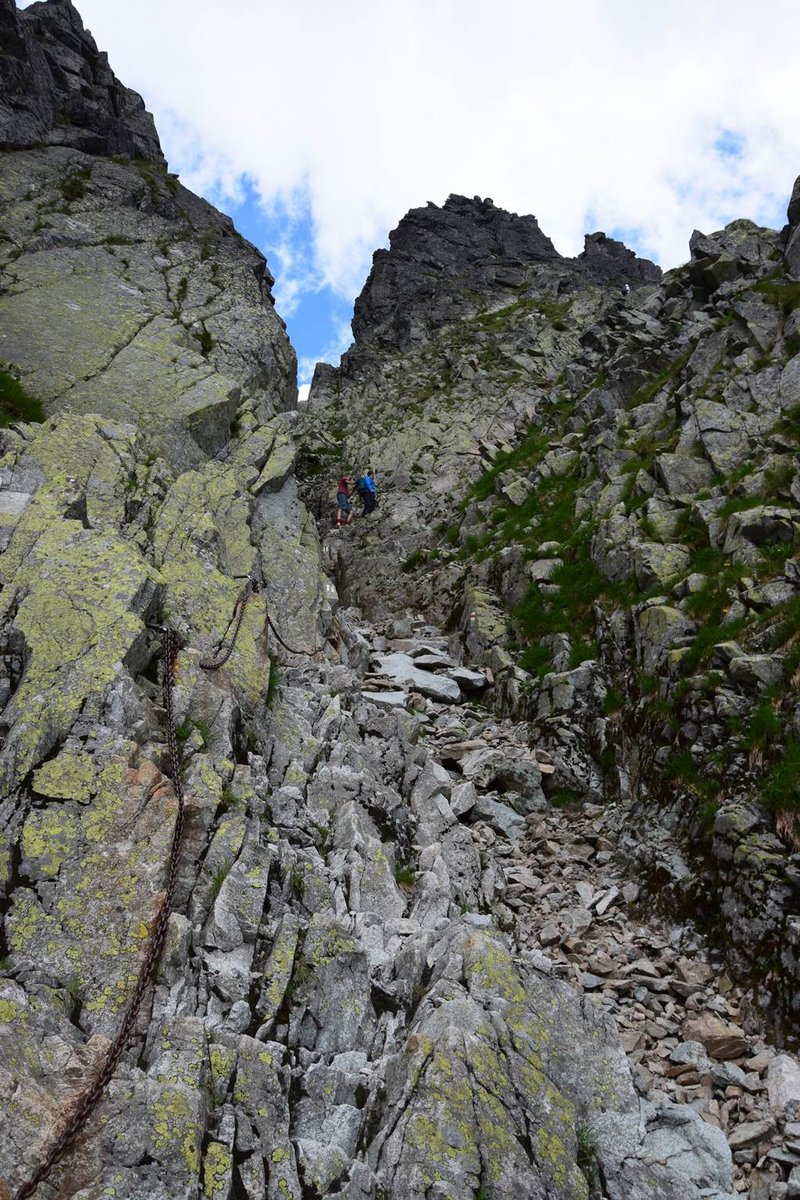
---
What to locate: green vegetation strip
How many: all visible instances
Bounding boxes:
[0,367,44,428]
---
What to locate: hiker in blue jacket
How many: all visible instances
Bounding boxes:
[360,469,377,516]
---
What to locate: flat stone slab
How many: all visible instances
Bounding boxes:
[0,491,32,517]
[375,652,461,703]
[472,795,526,839]
[411,653,458,670]
[727,1118,776,1149]
[361,690,409,709]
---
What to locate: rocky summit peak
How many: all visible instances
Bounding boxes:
[349,193,560,355]
[347,191,660,359]
[0,0,165,162]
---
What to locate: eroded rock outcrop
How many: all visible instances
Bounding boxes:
[0,0,295,468]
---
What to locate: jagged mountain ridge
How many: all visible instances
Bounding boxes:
[345,193,660,358]
[302,183,800,1040]
[1,2,800,1198]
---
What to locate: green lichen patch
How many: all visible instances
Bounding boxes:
[151,461,273,707]
[7,752,178,1031]
[202,1140,232,1197]
[21,808,79,877]
[208,1043,236,1104]
[260,917,300,1019]
[0,997,21,1023]
[0,518,155,792]
[150,1082,203,1178]
[32,749,95,802]
[462,932,526,1005]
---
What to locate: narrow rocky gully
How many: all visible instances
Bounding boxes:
[312,519,800,1200]
[5,5,800,1198]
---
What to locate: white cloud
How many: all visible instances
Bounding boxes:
[27,0,800,297]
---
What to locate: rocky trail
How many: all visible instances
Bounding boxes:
[323,551,800,1199]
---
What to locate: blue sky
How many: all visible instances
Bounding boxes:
[217,179,356,387]
[18,1,800,389]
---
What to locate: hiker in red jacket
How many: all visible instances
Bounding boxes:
[336,474,353,528]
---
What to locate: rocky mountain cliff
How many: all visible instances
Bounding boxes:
[301,191,800,1043]
[0,0,295,469]
[1,4,800,1200]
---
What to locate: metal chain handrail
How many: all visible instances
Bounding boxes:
[10,578,315,1198]
[198,579,254,670]
[199,577,317,664]
[11,630,187,1200]
[266,610,316,656]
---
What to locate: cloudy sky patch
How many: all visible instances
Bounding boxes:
[21,0,800,381]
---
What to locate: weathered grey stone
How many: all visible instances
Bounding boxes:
[655,453,716,498]
[728,653,786,689]
[449,779,478,816]
[727,1118,776,1149]
[529,556,562,581]
[472,794,527,838]
[633,541,692,590]
[640,1100,734,1193]
[768,1056,800,1112]
[724,506,800,553]
[634,604,695,674]
[375,652,461,702]
[361,688,408,708]
[449,665,488,691]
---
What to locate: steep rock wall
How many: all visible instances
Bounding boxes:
[0,5,743,1200]
[0,0,296,467]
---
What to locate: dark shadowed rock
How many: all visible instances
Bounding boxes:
[783,174,800,275]
[349,194,560,353]
[346,194,660,356]
[578,230,662,287]
[0,0,164,163]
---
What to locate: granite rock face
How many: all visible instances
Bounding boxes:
[346,193,660,358]
[0,146,297,465]
[0,0,296,468]
[0,0,164,162]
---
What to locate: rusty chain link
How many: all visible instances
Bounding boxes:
[266,610,315,656]
[12,630,187,1200]
[200,577,316,664]
[198,578,254,670]
[11,579,314,1198]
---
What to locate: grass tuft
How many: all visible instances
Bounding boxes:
[0,367,45,427]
